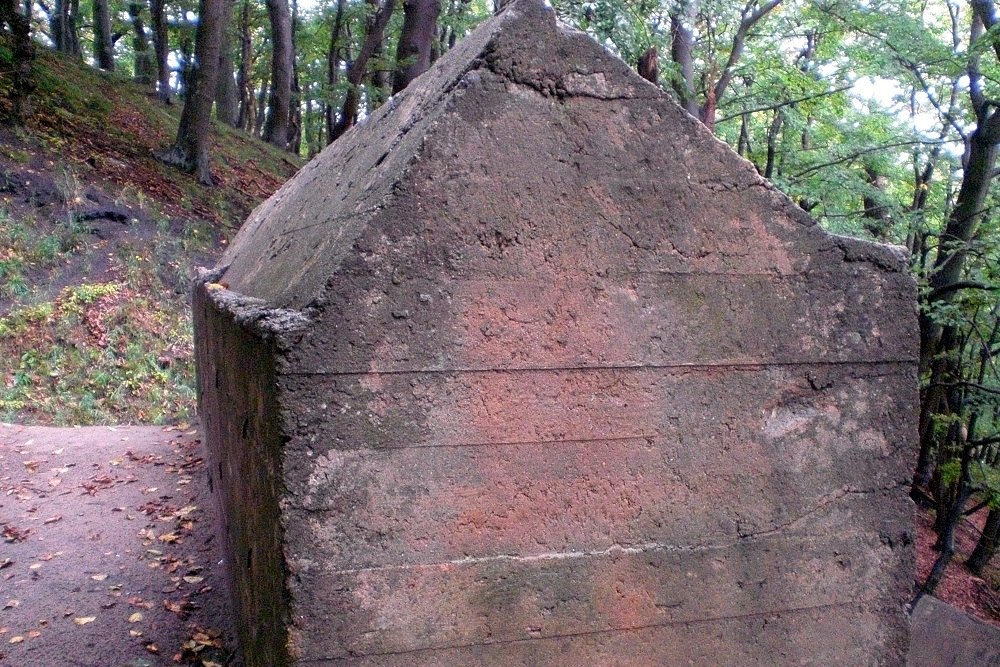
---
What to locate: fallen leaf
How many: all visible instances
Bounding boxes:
[0,559,12,569]
[37,553,54,561]
[2,525,30,543]
[129,629,142,637]
[183,576,203,584]
[48,478,61,488]
[28,564,42,571]
[73,616,96,625]
[128,612,143,623]
[27,630,40,638]
[23,461,38,473]
[158,533,179,544]
[43,516,62,525]
[2,600,19,610]
[9,636,23,644]
[145,642,158,654]
[90,574,108,581]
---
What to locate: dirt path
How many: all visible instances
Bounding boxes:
[0,423,238,667]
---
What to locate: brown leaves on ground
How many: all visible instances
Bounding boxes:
[80,472,119,495]
[2,524,31,543]
[178,625,228,666]
[917,507,1000,628]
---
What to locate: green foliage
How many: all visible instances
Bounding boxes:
[0,280,197,425]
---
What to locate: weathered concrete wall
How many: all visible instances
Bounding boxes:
[195,1,918,665]
[909,595,1000,667]
[193,284,304,666]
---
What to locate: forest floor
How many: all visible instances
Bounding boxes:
[915,499,1000,628]
[0,48,301,426]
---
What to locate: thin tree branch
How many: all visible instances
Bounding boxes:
[713,0,782,106]
[716,84,852,124]
[927,280,997,303]
[791,139,944,180]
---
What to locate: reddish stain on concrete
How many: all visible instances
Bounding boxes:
[194,1,918,665]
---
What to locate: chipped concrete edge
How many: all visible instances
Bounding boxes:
[194,267,313,346]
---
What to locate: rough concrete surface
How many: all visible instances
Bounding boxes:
[194,0,919,665]
[909,595,1000,667]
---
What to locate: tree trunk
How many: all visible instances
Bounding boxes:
[157,0,226,185]
[288,0,302,152]
[236,0,252,129]
[920,120,1000,372]
[331,0,394,141]
[262,0,293,148]
[764,109,782,179]
[862,165,892,241]
[150,0,171,103]
[364,0,390,110]
[637,46,658,85]
[968,508,1000,575]
[215,0,240,127]
[178,36,194,96]
[914,443,974,606]
[52,0,80,56]
[324,0,347,143]
[0,0,34,121]
[669,11,697,116]
[254,78,269,136]
[93,0,115,71]
[128,0,155,85]
[392,0,440,94]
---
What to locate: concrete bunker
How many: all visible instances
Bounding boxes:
[194,2,918,665]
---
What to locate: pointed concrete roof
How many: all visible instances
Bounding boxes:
[213,0,911,373]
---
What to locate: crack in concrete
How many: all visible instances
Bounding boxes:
[736,487,873,540]
[316,518,892,578]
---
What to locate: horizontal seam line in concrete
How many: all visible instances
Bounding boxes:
[298,600,860,663]
[299,435,657,450]
[283,358,917,377]
[303,271,860,278]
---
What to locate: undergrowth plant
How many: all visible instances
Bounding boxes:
[0,279,197,424]
[0,209,207,425]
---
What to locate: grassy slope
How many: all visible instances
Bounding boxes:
[0,49,302,424]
